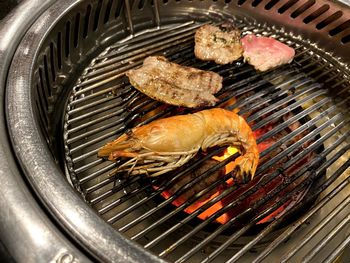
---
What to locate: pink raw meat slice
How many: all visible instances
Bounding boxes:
[241,34,295,72]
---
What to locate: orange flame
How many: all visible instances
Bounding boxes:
[156,107,292,225]
[212,146,239,175]
[179,147,240,224]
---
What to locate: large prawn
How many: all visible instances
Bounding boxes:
[98,108,259,182]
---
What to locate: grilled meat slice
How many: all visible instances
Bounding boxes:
[194,24,243,65]
[241,34,295,71]
[126,56,223,108]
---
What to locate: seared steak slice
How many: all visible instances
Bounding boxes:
[194,24,243,65]
[241,34,295,72]
[126,56,223,108]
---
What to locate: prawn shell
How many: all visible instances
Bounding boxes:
[98,113,205,157]
[98,108,259,180]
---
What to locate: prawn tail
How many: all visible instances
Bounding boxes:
[233,150,259,183]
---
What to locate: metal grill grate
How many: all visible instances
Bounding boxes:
[64,17,350,262]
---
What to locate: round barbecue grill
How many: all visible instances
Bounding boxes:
[1,0,350,262]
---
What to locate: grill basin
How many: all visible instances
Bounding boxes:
[5,0,350,262]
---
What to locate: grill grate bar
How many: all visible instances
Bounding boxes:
[247,80,318,122]
[67,97,124,127]
[90,174,144,205]
[304,63,329,76]
[281,117,348,170]
[106,21,197,52]
[105,148,228,223]
[73,36,195,92]
[88,25,204,73]
[220,51,309,94]
[80,162,116,186]
[258,94,348,158]
[70,96,154,164]
[61,17,350,262]
[213,133,350,263]
[74,158,104,174]
[135,104,176,128]
[71,24,303,99]
[104,101,342,229]
[123,155,241,235]
[181,166,318,262]
[99,184,154,214]
[258,101,346,160]
[96,177,146,213]
[84,176,117,194]
[131,179,237,243]
[235,74,310,114]
[71,129,123,164]
[182,140,350,262]
[89,86,346,229]
[70,129,122,155]
[257,95,347,149]
[254,133,350,262]
[224,147,350,263]
[68,68,303,165]
[322,235,350,263]
[69,84,127,107]
[133,95,348,244]
[234,145,350,263]
[245,76,313,122]
[299,59,328,73]
[117,152,240,232]
[289,196,350,262]
[95,22,198,61]
[81,31,196,80]
[294,53,317,65]
[67,94,125,116]
[71,106,158,165]
[157,116,349,257]
[113,153,239,226]
[139,178,243,248]
[280,174,350,259]
[67,86,137,116]
[222,67,296,100]
[257,112,343,175]
[251,87,326,130]
[67,118,124,145]
[132,175,238,241]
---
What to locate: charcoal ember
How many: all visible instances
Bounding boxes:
[166,159,224,203]
[155,104,317,226]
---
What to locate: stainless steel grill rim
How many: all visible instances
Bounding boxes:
[5,0,350,262]
[0,0,91,262]
[5,1,165,262]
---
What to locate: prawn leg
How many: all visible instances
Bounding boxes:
[108,150,198,177]
[98,108,259,182]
